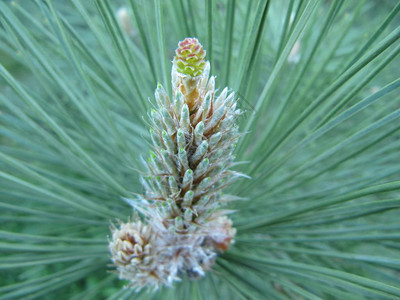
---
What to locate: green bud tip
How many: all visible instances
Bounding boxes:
[173,37,206,77]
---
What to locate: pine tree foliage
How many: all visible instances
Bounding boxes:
[0,0,399,299]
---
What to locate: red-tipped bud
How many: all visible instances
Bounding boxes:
[173,38,206,77]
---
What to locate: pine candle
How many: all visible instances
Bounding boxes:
[109,38,245,290]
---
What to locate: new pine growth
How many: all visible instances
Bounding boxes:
[109,38,244,290]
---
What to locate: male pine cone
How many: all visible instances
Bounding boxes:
[109,37,245,290]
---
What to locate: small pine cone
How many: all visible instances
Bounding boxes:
[173,37,206,77]
[109,219,164,290]
[172,38,208,111]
